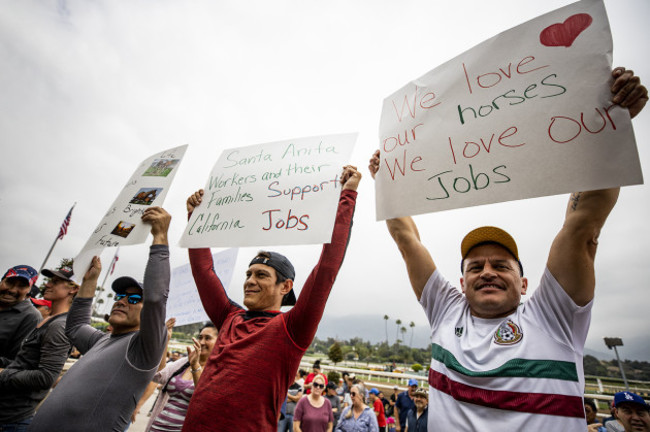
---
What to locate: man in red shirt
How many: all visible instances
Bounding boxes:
[182,165,361,432]
[370,388,388,432]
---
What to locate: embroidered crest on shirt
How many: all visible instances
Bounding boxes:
[493,320,523,345]
[455,327,464,337]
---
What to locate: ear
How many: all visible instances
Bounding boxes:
[520,277,528,296]
[280,279,293,296]
[460,277,466,294]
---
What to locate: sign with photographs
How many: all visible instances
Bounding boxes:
[74,144,188,277]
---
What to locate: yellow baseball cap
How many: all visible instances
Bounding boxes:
[460,226,522,275]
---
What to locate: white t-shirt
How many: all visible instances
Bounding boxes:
[420,268,591,431]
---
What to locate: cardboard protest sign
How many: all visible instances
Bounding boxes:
[376,0,643,220]
[74,145,188,276]
[179,134,357,248]
[167,248,238,326]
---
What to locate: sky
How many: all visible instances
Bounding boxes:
[2,0,649,361]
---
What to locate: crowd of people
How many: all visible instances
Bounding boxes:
[0,68,649,432]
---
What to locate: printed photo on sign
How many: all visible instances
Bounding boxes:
[73,144,188,278]
[129,187,163,205]
[142,158,180,177]
[111,221,136,238]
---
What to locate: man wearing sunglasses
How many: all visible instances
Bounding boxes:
[29,206,172,432]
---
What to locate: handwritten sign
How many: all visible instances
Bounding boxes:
[179,134,357,248]
[167,248,238,326]
[74,145,188,276]
[376,0,643,220]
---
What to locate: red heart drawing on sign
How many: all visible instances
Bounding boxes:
[540,13,593,47]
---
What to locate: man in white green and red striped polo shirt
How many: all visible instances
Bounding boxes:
[368,67,647,431]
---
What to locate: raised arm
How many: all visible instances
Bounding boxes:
[547,67,647,306]
[186,189,240,328]
[157,317,176,372]
[65,256,105,353]
[285,165,360,348]
[129,206,171,370]
[369,150,436,300]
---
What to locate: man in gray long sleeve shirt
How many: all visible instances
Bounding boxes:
[29,206,172,432]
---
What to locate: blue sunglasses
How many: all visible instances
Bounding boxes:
[115,293,143,304]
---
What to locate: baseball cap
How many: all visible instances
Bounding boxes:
[614,391,650,410]
[41,266,75,283]
[326,382,337,390]
[111,276,143,295]
[30,298,52,308]
[460,226,523,275]
[370,388,379,395]
[3,265,38,287]
[249,251,296,306]
[414,388,428,398]
[408,379,418,386]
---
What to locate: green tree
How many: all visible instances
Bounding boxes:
[58,258,74,270]
[583,354,608,376]
[395,319,402,343]
[327,371,340,385]
[411,363,423,373]
[329,341,344,365]
[400,326,407,345]
[383,315,390,344]
[355,343,370,362]
[409,321,415,347]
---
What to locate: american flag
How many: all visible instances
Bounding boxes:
[109,247,120,275]
[57,204,75,240]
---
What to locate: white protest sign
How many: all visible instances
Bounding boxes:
[376,0,643,220]
[74,144,189,276]
[167,248,238,326]
[179,134,357,248]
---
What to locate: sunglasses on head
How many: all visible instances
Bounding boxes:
[350,391,358,396]
[313,382,325,389]
[115,293,143,304]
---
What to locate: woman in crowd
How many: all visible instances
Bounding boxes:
[294,373,334,432]
[145,323,218,432]
[335,383,379,432]
[304,359,327,394]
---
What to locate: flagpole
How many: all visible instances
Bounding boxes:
[94,247,119,316]
[38,236,60,275]
[38,202,76,276]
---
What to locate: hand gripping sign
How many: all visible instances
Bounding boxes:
[375,0,642,220]
[179,133,357,248]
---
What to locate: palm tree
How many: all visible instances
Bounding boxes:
[383,315,390,344]
[395,319,402,344]
[400,326,407,344]
[409,321,415,347]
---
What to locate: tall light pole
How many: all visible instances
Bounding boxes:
[604,337,629,391]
